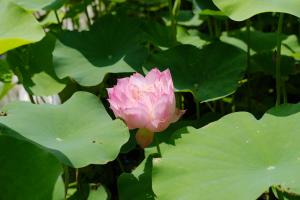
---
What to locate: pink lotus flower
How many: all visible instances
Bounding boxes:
[107,68,184,147]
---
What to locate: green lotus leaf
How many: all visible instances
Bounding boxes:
[0,1,45,54]
[53,15,148,86]
[212,0,300,21]
[7,34,66,96]
[152,112,300,199]
[0,91,129,168]
[145,42,247,102]
[267,103,300,117]
[0,135,62,200]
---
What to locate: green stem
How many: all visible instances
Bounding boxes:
[246,19,251,69]
[245,19,251,109]
[28,94,35,104]
[172,0,181,19]
[282,79,287,104]
[168,0,175,27]
[117,157,125,172]
[54,10,61,27]
[196,100,200,120]
[205,102,215,112]
[207,17,214,37]
[84,0,92,27]
[275,13,284,106]
[213,18,220,37]
[225,19,229,32]
[63,166,69,199]
[154,137,162,157]
[180,94,184,110]
[220,101,225,115]
[168,0,181,42]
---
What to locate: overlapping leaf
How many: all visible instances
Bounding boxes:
[0,0,45,54]
[0,135,62,200]
[11,0,58,10]
[145,42,247,102]
[53,15,148,86]
[0,92,129,167]
[152,112,300,199]
[212,0,300,21]
[7,34,66,96]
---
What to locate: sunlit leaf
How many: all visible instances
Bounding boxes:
[53,15,148,86]
[152,112,300,199]
[212,0,300,21]
[0,1,45,54]
[0,92,129,168]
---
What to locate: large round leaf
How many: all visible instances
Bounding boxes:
[212,0,300,21]
[53,15,148,86]
[145,42,247,102]
[152,112,300,199]
[0,135,62,200]
[7,34,66,96]
[0,1,45,54]
[0,91,129,168]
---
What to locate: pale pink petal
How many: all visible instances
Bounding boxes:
[122,106,150,129]
[145,68,162,82]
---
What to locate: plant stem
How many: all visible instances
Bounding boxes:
[172,0,181,19]
[282,79,287,104]
[213,18,220,37]
[246,19,251,69]
[154,137,162,157]
[207,17,214,37]
[205,102,215,112]
[196,100,200,120]
[168,0,175,27]
[28,94,35,104]
[181,94,184,110]
[54,10,61,27]
[117,157,125,172]
[63,166,69,199]
[275,13,284,106]
[84,0,92,27]
[168,0,181,42]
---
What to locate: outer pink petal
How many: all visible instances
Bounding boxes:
[146,95,171,132]
[145,68,162,82]
[130,72,147,88]
[121,106,150,129]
